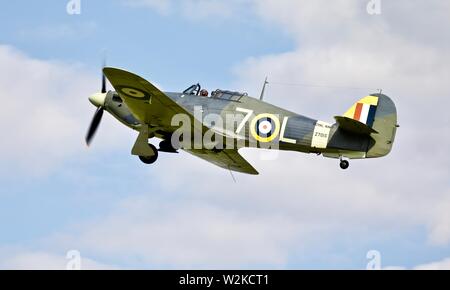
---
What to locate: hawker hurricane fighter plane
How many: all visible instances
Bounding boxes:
[86,68,398,175]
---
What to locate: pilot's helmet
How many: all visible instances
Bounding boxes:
[200,89,209,97]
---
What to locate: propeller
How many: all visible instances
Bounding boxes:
[85,106,104,146]
[85,59,108,146]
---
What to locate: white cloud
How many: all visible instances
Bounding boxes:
[1,0,450,269]
[427,196,450,245]
[58,198,301,268]
[231,0,450,248]
[384,257,450,270]
[0,250,117,270]
[34,147,443,269]
[124,0,251,20]
[414,257,450,270]
[0,45,132,176]
[11,0,450,265]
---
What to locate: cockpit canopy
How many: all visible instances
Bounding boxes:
[211,89,247,102]
[183,84,248,102]
[183,84,247,102]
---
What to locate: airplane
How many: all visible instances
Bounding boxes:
[86,67,398,175]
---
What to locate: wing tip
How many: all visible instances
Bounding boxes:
[103,67,130,76]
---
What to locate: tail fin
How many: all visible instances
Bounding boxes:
[343,95,379,127]
[342,94,398,158]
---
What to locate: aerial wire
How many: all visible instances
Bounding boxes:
[266,80,382,92]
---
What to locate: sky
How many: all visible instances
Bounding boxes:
[0,0,449,269]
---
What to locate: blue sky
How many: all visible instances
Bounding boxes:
[0,1,292,88]
[1,0,450,270]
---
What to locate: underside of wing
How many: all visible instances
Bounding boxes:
[184,149,259,175]
[103,67,190,129]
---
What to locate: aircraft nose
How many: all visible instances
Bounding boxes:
[89,92,107,107]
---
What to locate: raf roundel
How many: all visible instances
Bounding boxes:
[250,113,281,143]
[121,87,146,98]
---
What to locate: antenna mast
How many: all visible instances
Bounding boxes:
[259,77,268,101]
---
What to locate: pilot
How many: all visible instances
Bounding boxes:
[200,89,209,97]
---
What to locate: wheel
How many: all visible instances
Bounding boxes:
[138,144,158,164]
[159,140,178,153]
[340,160,350,170]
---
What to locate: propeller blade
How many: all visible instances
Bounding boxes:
[101,73,106,94]
[101,56,107,93]
[85,107,104,146]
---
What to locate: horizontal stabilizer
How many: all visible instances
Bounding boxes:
[334,116,378,135]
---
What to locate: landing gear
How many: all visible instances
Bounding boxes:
[339,159,350,170]
[159,139,178,153]
[138,144,158,164]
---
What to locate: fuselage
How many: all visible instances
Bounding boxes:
[103,90,376,160]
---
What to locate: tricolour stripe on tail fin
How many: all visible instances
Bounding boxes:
[343,96,379,127]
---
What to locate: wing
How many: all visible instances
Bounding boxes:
[103,67,190,128]
[104,68,258,175]
[184,149,259,175]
